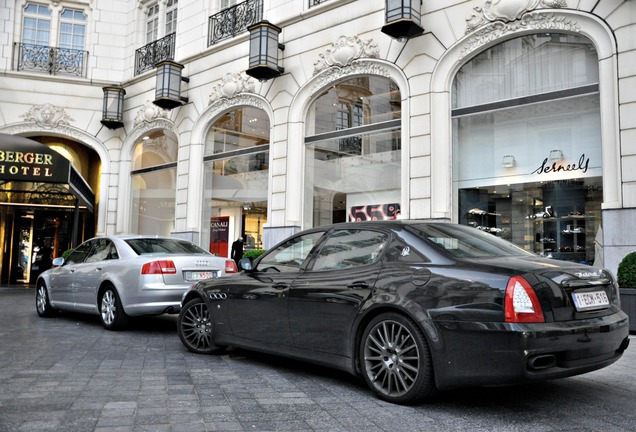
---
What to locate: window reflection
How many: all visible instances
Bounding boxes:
[202,106,270,258]
[131,130,178,236]
[305,76,402,227]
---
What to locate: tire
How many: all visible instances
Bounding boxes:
[178,298,225,354]
[35,281,56,317]
[98,285,129,330]
[360,312,436,404]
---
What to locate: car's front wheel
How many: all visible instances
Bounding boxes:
[98,285,128,330]
[178,298,225,354]
[360,312,436,404]
[35,281,56,317]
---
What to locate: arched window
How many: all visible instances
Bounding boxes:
[202,106,270,257]
[453,33,602,263]
[305,76,402,227]
[130,129,178,236]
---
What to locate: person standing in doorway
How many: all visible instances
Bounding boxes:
[231,237,244,265]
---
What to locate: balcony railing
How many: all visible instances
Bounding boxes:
[14,43,88,77]
[208,0,263,46]
[134,33,176,76]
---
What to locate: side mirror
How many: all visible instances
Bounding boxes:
[52,257,65,267]
[238,257,253,271]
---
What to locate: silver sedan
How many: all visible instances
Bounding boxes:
[35,235,238,330]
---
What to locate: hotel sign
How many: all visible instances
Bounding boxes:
[0,133,95,211]
[0,137,69,183]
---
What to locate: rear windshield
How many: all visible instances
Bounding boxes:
[408,223,533,259]
[125,238,210,256]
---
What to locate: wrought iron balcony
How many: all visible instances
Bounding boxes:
[14,43,88,77]
[134,33,176,76]
[208,0,263,46]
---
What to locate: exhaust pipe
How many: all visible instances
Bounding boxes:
[527,354,557,371]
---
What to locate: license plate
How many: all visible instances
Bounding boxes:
[186,271,215,281]
[571,290,610,311]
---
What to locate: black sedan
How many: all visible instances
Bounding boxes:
[177,221,630,404]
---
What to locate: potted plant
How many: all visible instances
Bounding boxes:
[617,251,636,332]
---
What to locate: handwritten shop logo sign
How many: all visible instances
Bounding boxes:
[0,150,54,178]
[531,153,590,176]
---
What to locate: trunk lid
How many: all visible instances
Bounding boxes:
[462,256,621,322]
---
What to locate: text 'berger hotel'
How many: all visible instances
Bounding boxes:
[1,0,635,285]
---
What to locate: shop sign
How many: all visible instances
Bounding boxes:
[531,153,590,176]
[210,216,230,257]
[349,203,401,221]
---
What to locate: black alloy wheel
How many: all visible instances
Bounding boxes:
[360,312,435,404]
[98,285,128,330]
[178,298,225,354]
[35,282,56,317]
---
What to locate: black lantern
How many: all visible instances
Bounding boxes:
[246,21,285,81]
[153,59,190,110]
[100,85,126,129]
[381,0,425,41]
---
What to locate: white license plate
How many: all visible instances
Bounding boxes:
[572,290,610,311]
[187,271,215,281]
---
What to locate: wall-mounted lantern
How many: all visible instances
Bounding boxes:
[153,59,190,110]
[246,21,285,81]
[100,85,126,129]
[381,0,425,42]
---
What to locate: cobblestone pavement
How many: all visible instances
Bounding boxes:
[0,286,635,432]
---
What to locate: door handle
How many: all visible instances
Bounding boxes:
[272,282,288,289]
[347,281,369,289]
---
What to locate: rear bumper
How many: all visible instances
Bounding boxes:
[121,284,190,316]
[430,311,630,390]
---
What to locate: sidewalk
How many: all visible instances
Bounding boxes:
[1,286,635,432]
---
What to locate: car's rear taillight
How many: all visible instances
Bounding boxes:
[504,275,545,323]
[225,259,238,274]
[141,260,177,275]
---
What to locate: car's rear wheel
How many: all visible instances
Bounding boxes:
[98,285,128,330]
[35,281,56,317]
[178,298,225,354]
[360,312,436,404]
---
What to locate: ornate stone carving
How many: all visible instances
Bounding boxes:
[20,104,73,129]
[134,101,169,126]
[461,12,579,59]
[314,36,379,75]
[129,119,175,146]
[466,0,567,33]
[312,61,390,93]
[208,94,265,114]
[209,73,256,105]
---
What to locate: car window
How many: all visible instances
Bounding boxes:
[64,241,93,265]
[384,230,431,263]
[409,223,532,258]
[85,239,116,263]
[257,232,325,273]
[125,238,209,255]
[312,229,388,271]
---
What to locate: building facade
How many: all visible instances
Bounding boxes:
[1,0,635,284]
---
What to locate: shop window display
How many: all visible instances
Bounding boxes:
[459,178,601,264]
[452,33,602,264]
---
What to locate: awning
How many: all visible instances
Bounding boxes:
[0,133,95,212]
